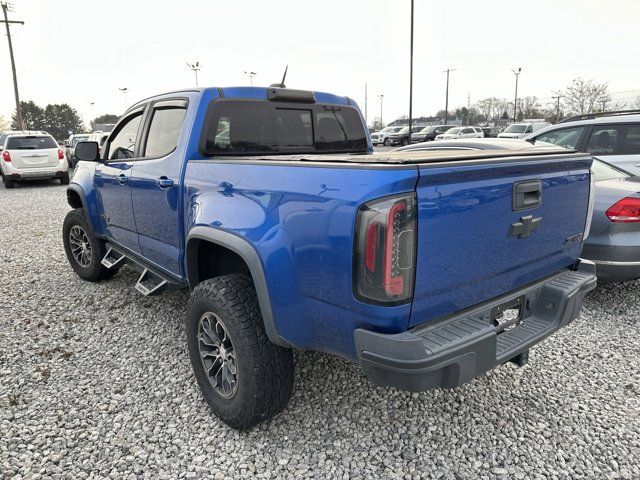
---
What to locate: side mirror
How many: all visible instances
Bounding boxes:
[74,141,100,162]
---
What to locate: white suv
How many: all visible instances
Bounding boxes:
[436,126,484,140]
[0,132,69,188]
[525,112,640,176]
[370,126,404,146]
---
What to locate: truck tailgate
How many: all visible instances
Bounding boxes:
[409,153,592,328]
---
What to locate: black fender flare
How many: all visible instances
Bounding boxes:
[66,185,96,236]
[186,226,289,348]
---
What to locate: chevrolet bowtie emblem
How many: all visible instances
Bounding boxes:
[508,215,542,239]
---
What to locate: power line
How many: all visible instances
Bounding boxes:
[1,2,24,129]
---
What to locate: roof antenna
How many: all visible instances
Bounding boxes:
[270,65,288,88]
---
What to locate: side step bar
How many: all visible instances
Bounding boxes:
[135,269,168,296]
[101,243,185,297]
[101,246,126,269]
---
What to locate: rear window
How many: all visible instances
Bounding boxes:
[200,100,367,155]
[6,136,57,150]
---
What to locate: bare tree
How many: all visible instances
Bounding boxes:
[633,96,640,109]
[519,96,542,119]
[561,78,610,115]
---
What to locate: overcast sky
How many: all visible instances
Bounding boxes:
[1,0,639,127]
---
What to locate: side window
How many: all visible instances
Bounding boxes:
[586,126,620,155]
[619,125,640,155]
[144,106,187,157]
[536,127,585,149]
[108,113,143,160]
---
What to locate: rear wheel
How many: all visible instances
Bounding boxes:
[62,209,119,281]
[2,175,15,189]
[60,172,70,185]
[187,275,294,429]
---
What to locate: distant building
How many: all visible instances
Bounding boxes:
[388,116,463,127]
[92,123,115,133]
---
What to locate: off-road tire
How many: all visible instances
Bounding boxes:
[187,274,294,429]
[60,172,70,185]
[62,208,119,281]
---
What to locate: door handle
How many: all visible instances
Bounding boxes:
[156,176,174,188]
[117,174,129,185]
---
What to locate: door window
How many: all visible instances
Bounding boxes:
[586,126,619,155]
[144,107,187,157]
[108,113,143,160]
[535,127,585,149]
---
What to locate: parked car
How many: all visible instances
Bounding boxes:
[387,126,411,146]
[583,159,640,281]
[410,125,456,143]
[66,86,595,429]
[498,121,550,139]
[436,126,484,140]
[525,111,640,176]
[397,138,639,282]
[481,126,501,138]
[0,132,69,188]
[65,133,91,168]
[370,126,403,146]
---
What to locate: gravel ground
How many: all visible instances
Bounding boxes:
[1,180,639,480]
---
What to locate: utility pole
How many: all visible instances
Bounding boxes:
[1,2,24,129]
[467,92,471,125]
[552,95,562,122]
[119,87,128,110]
[187,62,201,86]
[408,0,414,140]
[442,68,456,125]
[600,99,607,112]
[364,82,368,127]
[244,70,256,86]
[512,67,522,123]
[378,94,384,129]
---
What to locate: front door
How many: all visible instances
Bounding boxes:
[94,109,145,253]
[130,98,189,276]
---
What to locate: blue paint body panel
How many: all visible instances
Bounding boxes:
[69,86,592,360]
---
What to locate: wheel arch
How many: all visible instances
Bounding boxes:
[66,185,96,235]
[186,226,289,348]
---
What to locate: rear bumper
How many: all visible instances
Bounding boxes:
[581,244,640,282]
[3,170,67,181]
[354,262,597,391]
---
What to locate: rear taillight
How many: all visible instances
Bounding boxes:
[354,193,417,304]
[1,151,10,162]
[58,149,64,160]
[606,197,640,223]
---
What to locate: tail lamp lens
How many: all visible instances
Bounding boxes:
[2,151,10,162]
[58,148,64,160]
[606,197,640,223]
[354,193,417,304]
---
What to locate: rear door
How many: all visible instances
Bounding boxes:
[94,108,146,253]
[5,135,60,170]
[409,152,592,327]
[130,97,190,276]
[583,123,640,176]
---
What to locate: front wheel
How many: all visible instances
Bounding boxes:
[383,138,390,146]
[187,274,294,429]
[401,138,409,146]
[62,209,119,281]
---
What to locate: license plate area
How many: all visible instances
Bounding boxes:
[491,295,525,333]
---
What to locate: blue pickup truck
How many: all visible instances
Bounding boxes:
[64,86,597,429]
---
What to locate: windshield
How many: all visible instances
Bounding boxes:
[446,128,463,135]
[379,127,394,133]
[397,127,409,134]
[6,136,57,150]
[71,135,90,147]
[591,159,629,181]
[504,124,528,133]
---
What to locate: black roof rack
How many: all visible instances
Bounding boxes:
[558,109,640,124]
